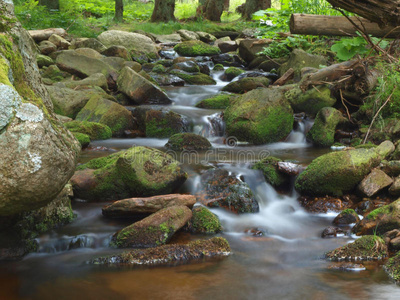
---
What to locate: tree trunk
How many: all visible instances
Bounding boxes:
[114,0,124,22]
[290,14,400,38]
[242,0,271,20]
[151,0,176,22]
[326,0,400,27]
[204,0,224,22]
[224,0,230,11]
[199,0,207,5]
[38,0,59,10]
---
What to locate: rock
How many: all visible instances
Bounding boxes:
[64,73,108,91]
[321,226,345,238]
[213,64,225,71]
[279,49,327,80]
[375,140,395,158]
[91,237,230,265]
[41,64,66,82]
[380,160,400,177]
[307,107,346,147]
[211,53,245,67]
[170,70,216,85]
[48,34,70,49]
[0,6,80,217]
[39,40,57,55]
[285,85,336,116]
[218,41,238,53]
[384,251,400,283]
[195,93,235,109]
[73,47,103,59]
[389,176,400,196]
[145,110,189,138]
[295,146,383,196]
[174,40,220,57]
[153,33,182,44]
[71,146,187,201]
[277,161,304,176]
[238,39,271,64]
[97,30,158,56]
[72,38,107,53]
[355,199,374,215]
[165,133,212,150]
[176,29,200,41]
[117,66,171,105]
[224,67,244,81]
[352,199,400,236]
[224,86,294,145]
[149,72,185,86]
[46,86,107,118]
[102,194,196,217]
[36,54,53,68]
[196,31,217,43]
[102,45,130,60]
[65,121,112,140]
[328,262,366,271]
[333,209,360,225]
[72,132,90,148]
[111,205,192,248]
[252,157,290,188]
[75,95,134,136]
[169,60,200,73]
[124,61,142,73]
[186,206,222,234]
[357,168,393,197]
[196,169,259,214]
[222,77,270,94]
[299,196,352,213]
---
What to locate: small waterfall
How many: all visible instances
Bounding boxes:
[285,119,313,145]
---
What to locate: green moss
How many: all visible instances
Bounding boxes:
[366,204,393,220]
[222,77,270,94]
[195,94,234,109]
[188,206,222,234]
[65,120,112,140]
[170,71,216,85]
[145,110,187,138]
[213,64,224,71]
[252,157,289,187]
[224,67,244,80]
[341,208,357,216]
[165,133,212,150]
[174,40,221,57]
[384,251,400,282]
[152,64,167,73]
[72,132,90,148]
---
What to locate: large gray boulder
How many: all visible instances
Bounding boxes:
[0,1,80,216]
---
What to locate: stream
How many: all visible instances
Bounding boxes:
[1,66,399,300]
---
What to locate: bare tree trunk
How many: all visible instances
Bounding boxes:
[38,0,59,10]
[114,0,124,22]
[242,0,271,20]
[204,0,224,21]
[224,0,230,11]
[326,0,400,27]
[151,0,176,22]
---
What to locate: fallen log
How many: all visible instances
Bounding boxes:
[290,14,400,38]
[28,28,67,42]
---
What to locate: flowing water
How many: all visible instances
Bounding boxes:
[1,65,399,300]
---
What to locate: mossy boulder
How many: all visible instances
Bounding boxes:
[165,133,212,151]
[252,157,290,188]
[72,132,90,148]
[65,121,112,140]
[213,64,225,71]
[224,67,244,81]
[295,146,384,196]
[36,54,53,68]
[224,86,294,145]
[71,146,187,201]
[174,40,221,57]
[389,176,400,196]
[169,61,200,73]
[196,169,259,213]
[186,206,222,234]
[332,209,360,225]
[307,107,347,147]
[170,70,216,85]
[285,85,336,116]
[41,65,66,82]
[111,205,192,248]
[145,110,189,138]
[325,235,387,261]
[352,199,400,235]
[75,95,134,137]
[91,237,230,266]
[384,251,400,283]
[195,93,235,109]
[357,168,393,197]
[63,73,108,91]
[221,77,270,94]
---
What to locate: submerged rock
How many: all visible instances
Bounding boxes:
[321,226,346,238]
[333,209,360,225]
[174,40,220,57]
[102,194,196,217]
[91,237,230,265]
[165,133,212,151]
[196,169,259,214]
[71,146,187,201]
[111,205,192,248]
[325,235,387,261]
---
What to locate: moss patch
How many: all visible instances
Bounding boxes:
[195,93,234,109]
[165,133,212,150]
[72,132,90,148]
[174,40,221,57]
[252,157,290,187]
[222,77,270,94]
[65,120,112,140]
[186,206,222,234]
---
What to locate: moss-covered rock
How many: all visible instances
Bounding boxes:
[170,70,216,85]
[169,61,200,73]
[186,206,222,234]
[72,132,90,148]
[213,64,224,71]
[224,86,294,145]
[36,54,54,68]
[224,67,244,81]
[65,120,112,141]
[145,110,189,138]
[165,133,212,151]
[332,209,360,225]
[325,235,387,261]
[384,251,400,283]
[221,77,270,94]
[41,65,66,82]
[75,94,134,137]
[352,199,400,235]
[195,93,235,109]
[285,85,336,116]
[91,237,230,265]
[357,168,393,197]
[174,40,221,57]
[111,205,192,248]
[71,146,188,201]
[307,107,346,147]
[252,157,290,188]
